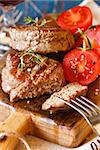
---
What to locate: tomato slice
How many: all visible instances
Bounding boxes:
[57,6,93,33]
[63,49,99,85]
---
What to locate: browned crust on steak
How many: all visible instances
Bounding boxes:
[1,50,66,102]
[9,26,75,54]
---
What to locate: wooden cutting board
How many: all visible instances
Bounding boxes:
[0,102,99,150]
[0,51,99,148]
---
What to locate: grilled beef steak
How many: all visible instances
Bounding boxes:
[1,50,65,102]
[42,83,88,111]
[9,26,74,54]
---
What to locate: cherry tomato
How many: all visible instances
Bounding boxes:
[98,59,100,75]
[75,25,100,56]
[57,6,93,33]
[86,25,100,57]
[63,49,99,85]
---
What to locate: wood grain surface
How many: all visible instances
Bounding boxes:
[0,105,69,150]
[0,105,98,150]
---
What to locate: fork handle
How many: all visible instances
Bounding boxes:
[93,123,100,136]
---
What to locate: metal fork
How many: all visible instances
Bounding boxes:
[56,96,100,136]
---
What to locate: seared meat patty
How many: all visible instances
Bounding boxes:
[42,83,88,111]
[1,50,65,102]
[9,26,74,54]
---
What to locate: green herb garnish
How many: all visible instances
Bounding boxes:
[24,16,35,24]
[39,19,47,27]
[18,56,25,69]
[18,49,47,70]
[24,16,51,27]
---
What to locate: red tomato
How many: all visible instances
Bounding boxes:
[75,25,100,57]
[57,6,93,33]
[98,59,100,75]
[63,49,99,85]
[86,25,100,57]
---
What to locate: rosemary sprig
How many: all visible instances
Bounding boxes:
[24,16,51,27]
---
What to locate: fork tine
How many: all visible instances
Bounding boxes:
[80,96,100,112]
[57,96,88,116]
[71,99,92,116]
[76,97,98,115]
[56,96,92,127]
